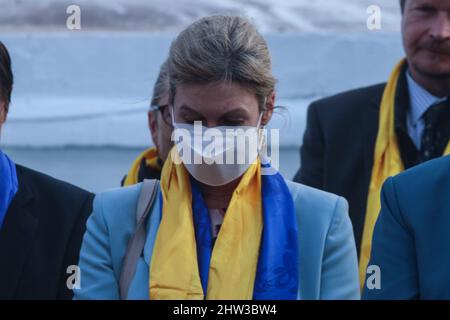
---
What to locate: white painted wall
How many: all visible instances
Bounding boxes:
[1,32,404,148]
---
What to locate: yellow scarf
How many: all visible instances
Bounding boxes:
[149,147,263,299]
[359,59,450,286]
[122,147,162,186]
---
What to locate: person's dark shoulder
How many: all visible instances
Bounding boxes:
[310,83,386,119]
[16,164,94,215]
[383,156,450,226]
[391,156,450,198]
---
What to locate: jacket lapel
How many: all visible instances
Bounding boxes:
[363,65,410,177]
[363,88,383,181]
[0,166,38,299]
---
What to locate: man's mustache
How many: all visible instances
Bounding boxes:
[420,39,450,54]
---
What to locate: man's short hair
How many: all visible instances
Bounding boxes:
[0,41,13,112]
[400,0,406,13]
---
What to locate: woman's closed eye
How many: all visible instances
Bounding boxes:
[219,118,247,127]
[177,110,205,124]
[181,116,205,125]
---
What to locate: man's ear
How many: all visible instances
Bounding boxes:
[261,91,275,126]
[148,111,159,149]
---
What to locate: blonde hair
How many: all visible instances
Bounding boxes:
[167,15,276,111]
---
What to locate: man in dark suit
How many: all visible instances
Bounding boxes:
[363,155,450,299]
[294,0,450,257]
[0,41,94,299]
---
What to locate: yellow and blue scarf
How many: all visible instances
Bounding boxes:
[149,148,299,300]
[0,150,18,229]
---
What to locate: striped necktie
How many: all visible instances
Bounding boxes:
[419,99,449,162]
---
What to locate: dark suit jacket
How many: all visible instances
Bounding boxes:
[363,155,450,299]
[0,165,94,299]
[293,66,436,253]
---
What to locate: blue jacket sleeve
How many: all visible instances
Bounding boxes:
[73,193,120,300]
[362,177,419,300]
[320,197,360,300]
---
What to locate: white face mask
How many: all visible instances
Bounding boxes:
[171,110,265,186]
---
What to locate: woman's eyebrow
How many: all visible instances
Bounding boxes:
[219,108,250,118]
[179,104,205,118]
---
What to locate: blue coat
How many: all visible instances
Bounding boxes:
[74,180,360,300]
[363,155,450,299]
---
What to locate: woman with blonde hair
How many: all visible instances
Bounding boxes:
[75,15,359,300]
